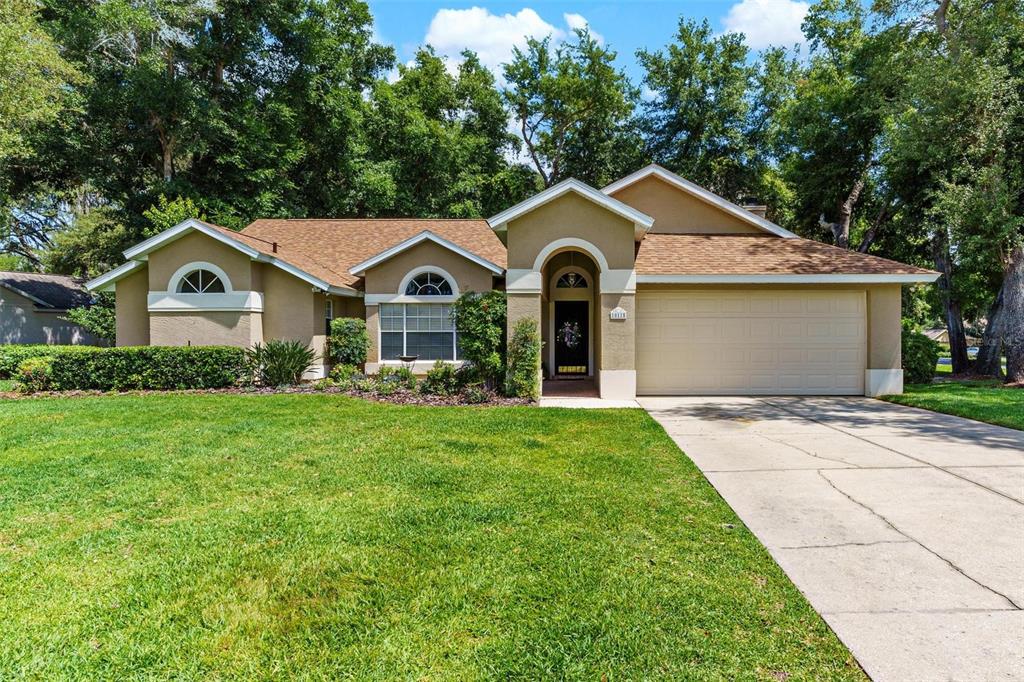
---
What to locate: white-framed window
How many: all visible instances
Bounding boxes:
[404,272,453,296]
[325,299,333,335]
[556,271,588,289]
[380,303,459,361]
[176,268,226,294]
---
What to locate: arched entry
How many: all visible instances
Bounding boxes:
[540,250,599,378]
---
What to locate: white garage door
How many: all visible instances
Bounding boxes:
[636,289,866,395]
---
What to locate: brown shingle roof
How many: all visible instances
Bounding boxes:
[635,234,937,276]
[236,219,506,289]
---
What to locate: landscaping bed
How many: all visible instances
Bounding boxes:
[0,394,864,679]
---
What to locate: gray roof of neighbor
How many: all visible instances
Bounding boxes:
[0,271,93,309]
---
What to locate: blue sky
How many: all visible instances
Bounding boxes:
[367,0,810,84]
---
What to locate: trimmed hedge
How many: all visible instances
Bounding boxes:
[17,346,245,392]
[0,345,84,378]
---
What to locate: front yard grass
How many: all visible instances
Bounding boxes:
[884,380,1023,431]
[0,394,863,679]
[0,379,15,392]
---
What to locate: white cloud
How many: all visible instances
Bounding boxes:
[424,7,564,75]
[722,0,809,49]
[563,12,604,44]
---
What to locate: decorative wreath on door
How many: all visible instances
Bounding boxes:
[556,320,583,349]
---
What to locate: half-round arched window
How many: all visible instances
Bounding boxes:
[176,269,226,294]
[405,272,452,296]
[556,271,588,289]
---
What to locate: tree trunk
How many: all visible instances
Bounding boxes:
[1001,244,1024,384]
[976,290,1004,377]
[829,178,866,249]
[932,231,971,373]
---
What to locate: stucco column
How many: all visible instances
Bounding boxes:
[865,285,903,396]
[364,304,380,373]
[598,292,636,400]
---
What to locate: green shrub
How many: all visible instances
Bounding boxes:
[903,329,941,385]
[420,360,462,396]
[16,356,54,393]
[375,365,416,390]
[328,318,370,366]
[450,291,506,388]
[64,292,115,342]
[460,384,491,404]
[244,340,317,387]
[329,363,362,388]
[505,318,541,401]
[35,346,244,391]
[0,345,84,378]
[312,378,337,391]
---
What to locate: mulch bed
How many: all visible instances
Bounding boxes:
[0,383,532,406]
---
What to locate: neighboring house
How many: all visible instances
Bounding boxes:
[923,328,949,344]
[0,271,104,345]
[86,164,939,398]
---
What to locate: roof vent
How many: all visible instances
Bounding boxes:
[742,205,767,219]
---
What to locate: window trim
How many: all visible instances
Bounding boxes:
[378,302,459,363]
[383,265,461,304]
[167,261,234,294]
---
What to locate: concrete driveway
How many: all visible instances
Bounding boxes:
[640,396,1024,681]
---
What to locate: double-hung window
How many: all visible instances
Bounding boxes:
[379,272,459,361]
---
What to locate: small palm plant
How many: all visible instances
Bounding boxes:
[244,340,317,386]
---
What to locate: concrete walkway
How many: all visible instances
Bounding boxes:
[640,396,1024,681]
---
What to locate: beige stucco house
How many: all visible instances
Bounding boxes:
[87,164,939,398]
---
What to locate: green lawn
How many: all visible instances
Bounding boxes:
[0,379,15,392]
[884,380,1024,431]
[0,394,862,680]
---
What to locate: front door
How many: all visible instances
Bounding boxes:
[554,300,589,376]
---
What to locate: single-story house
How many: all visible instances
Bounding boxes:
[1,271,104,345]
[86,164,939,398]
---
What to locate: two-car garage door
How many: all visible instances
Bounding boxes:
[636,289,866,395]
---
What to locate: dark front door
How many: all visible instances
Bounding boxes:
[554,300,589,376]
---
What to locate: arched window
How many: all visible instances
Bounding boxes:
[405,272,452,296]
[556,271,588,289]
[176,269,226,294]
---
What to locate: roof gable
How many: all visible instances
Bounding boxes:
[603,165,797,238]
[87,219,360,295]
[488,178,654,239]
[349,230,504,277]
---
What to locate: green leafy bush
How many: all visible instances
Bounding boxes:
[244,340,317,386]
[64,292,115,342]
[312,378,337,391]
[16,346,244,391]
[505,318,541,401]
[420,360,462,396]
[375,365,416,390]
[329,363,363,388]
[328,318,370,366]
[460,384,491,404]
[450,291,506,388]
[902,329,941,384]
[16,356,54,392]
[0,345,84,378]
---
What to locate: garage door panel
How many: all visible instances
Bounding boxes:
[636,289,866,395]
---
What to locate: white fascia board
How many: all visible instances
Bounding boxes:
[123,218,261,260]
[487,178,655,235]
[603,165,799,239]
[349,230,504,277]
[364,293,458,305]
[84,260,146,292]
[636,273,942,284]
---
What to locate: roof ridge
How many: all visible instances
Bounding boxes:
[247,217,488,222]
